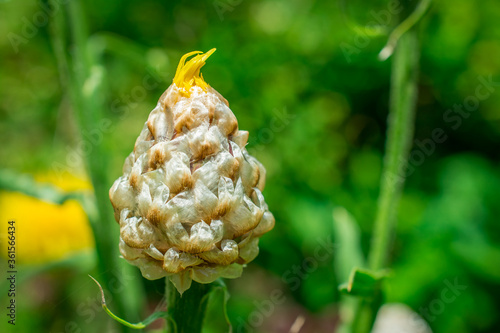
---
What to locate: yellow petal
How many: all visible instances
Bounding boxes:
[173,48,216,97]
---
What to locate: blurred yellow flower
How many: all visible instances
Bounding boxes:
[0,173,95,264]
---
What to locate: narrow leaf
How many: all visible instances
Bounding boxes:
[333,207,365,282]
[339,267,389,297]
[0,169,86,205]
[204,279,233,332]
[89,275,169,329]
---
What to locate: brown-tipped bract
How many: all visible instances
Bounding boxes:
[110,49,275,293]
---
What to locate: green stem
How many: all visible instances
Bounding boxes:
[378,0,432,60]
[352,28,420,333]
[49,0,144,330]
[165,279,211,333]
[368,30,419,271]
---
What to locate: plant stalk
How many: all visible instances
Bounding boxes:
[352,29,420,333]
[165,279,211,333]
[49,0,144,330]
[368,29,419,271]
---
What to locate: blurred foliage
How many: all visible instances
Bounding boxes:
[0,0,500,332]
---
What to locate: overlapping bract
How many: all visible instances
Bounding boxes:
[110,81,274,293]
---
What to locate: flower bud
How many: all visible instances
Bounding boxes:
[110,49,275,293]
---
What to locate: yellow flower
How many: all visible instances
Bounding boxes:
[0,173,94,265]
[173,48,216,97]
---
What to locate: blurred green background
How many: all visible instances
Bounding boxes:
[1,0,500,332]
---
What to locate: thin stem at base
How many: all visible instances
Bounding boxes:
[352,29,420,333]
[165,279,211,333]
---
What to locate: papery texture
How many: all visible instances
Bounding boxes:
[110,51,274,293]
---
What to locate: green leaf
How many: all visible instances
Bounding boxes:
[0,168,98,226]
[89,275,169,329]
[378,0,432,60]
[204,279,232,332]
[332,207,365,282]
[0,169,87,205]
[339,267,389,297]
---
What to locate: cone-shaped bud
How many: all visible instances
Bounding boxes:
[110,49,275,293]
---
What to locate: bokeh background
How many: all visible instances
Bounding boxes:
[1,0,500,332]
